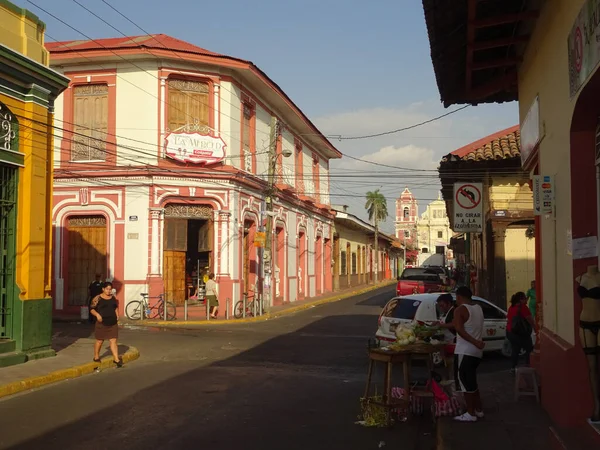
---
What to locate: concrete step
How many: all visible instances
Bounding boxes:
[0,351,27,368]
[0,339,16,354]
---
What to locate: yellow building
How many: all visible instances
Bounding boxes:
[0,0,69,366]
[439,126,535,307]
[332,205,400,290]
[423,0,600,442]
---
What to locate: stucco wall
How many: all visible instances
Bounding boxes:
[518,0,583,343]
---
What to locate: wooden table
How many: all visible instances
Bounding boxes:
[363,344,446,427]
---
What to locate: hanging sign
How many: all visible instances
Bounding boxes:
[164,132,226,164]
[254,231,266,248]
[568,0,600,97]
[453,182,483,233]
[532,175,555,216]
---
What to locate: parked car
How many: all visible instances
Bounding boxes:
[375,293,533,357]
[421,265,448,283]
[396,268,443,297]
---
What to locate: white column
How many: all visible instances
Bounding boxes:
[219,211,230,275]
[150,209,162,275]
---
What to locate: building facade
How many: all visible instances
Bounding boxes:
[394,187,419,265]
[0,1,69,366]
[332,205,401,290]
[423,0,600,443]
[415,195,453,267]
[439,127,535,306]
[47,35,338,317]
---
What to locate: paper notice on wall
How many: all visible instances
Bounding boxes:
[566,230,573,256]
[572,236,598,260]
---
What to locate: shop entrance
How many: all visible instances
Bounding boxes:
[163,204,213,305]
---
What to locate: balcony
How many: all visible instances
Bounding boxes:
[275,165,295,193]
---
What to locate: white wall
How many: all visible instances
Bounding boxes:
[116,63,158,167]
[222,81,241,169]
[281,129,295,184]
[255,104,271,178]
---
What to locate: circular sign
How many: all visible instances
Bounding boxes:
[575,26,583,73]
[455,184,481,210]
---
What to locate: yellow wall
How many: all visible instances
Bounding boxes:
[505,228,536,309]
[0,0,48,64]
[0,1,54,301]
[518,0,585,344]
[488,180,533,211]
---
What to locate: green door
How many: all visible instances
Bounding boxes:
[0,163,18,337]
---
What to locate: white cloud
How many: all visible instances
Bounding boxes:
[315,101,518,232]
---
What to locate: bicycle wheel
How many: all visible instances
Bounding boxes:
[157,301,177,321]
[125,300,143,320]
[234,301,245,319]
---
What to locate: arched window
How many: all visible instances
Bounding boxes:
[403,207,409,219]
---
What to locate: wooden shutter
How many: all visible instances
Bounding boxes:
[165,219,187,251]
[72,84,108,161]
[167,79,209,133]
[198,220,213,252]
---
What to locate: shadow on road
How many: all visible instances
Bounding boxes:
[6,286,435,450]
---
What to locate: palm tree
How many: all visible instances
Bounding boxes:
[365,189,388,282]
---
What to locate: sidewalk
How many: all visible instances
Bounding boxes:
[128,279,396,328]
[436,370,551,450]
[0,332,139,400]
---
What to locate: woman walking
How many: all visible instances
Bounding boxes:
[506,291,535,373]
[205,273,219,319]
[90,281,123,367]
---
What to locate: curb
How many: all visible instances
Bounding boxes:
[0,346,140,400]
[137,280,396,328]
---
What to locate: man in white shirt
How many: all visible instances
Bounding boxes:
[453,286,485,422]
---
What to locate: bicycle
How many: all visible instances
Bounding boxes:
[234,292,262,319]
[125,293,177,321]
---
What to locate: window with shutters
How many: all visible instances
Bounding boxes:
[167,79,210,134]
[164,219,188,251]
[241,100,255,172]
[340,251,347,275]
[72,84,109,161]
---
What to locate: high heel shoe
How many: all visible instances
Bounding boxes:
[113,359,123,368]
[93,358,101,363]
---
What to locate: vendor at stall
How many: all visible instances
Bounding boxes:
[435,294,457,338]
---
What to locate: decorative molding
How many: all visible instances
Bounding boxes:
[164,204,213,219]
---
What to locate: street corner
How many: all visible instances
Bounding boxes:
[0,346,140,401]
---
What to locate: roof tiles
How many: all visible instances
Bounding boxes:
[449,125,520,162]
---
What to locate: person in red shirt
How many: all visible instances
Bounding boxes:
[506,291,535,373]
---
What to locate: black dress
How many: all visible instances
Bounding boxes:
[91,295,119,340]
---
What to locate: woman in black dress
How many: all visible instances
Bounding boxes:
[89,281,123,367]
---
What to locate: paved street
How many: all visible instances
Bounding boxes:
[0,286,511,450]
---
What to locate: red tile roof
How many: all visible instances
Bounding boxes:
[450,125,520,162]
[46,34,225,57]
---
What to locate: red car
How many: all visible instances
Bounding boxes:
[396,268,444,296]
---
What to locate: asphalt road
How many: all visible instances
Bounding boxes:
[0,286,512,450]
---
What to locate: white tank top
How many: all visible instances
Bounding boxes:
[454,303,484,358]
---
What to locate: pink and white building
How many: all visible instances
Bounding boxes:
[47,35,339,316]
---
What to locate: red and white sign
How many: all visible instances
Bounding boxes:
[164,132,226,165]
[452,182,483,233]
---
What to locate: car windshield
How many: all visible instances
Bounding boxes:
[382,298,421,320]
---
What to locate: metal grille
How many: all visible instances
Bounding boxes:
[0,164,17,336]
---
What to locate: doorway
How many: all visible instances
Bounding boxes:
[163,204,213,305]
[298,231,306,300]
[66,215,107,309]
[315,235,322,295]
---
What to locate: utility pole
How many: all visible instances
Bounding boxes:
[373,203,378,283]
[263,116,279,312]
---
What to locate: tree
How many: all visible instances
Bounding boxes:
[365,189,389,282]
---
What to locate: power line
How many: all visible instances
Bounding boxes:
[327,105,470,140]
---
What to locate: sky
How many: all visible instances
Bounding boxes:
[30,0,518,234]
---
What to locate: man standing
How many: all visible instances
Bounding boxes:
[452,286,485,422]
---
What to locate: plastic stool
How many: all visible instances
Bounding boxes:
[514,367,540,402]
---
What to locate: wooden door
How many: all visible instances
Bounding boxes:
[243,226,250,294]
[67,216,107,308]
[163,219,187,305]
